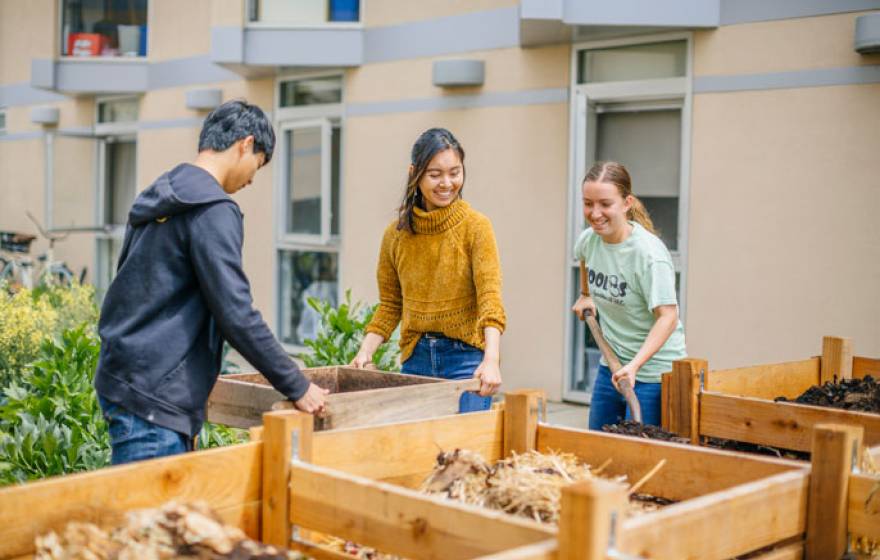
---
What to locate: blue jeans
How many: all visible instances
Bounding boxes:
[99,396,192,465]
[588,365,662,430]
[402,334,491,413]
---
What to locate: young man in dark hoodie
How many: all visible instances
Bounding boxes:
[95,100,328,465]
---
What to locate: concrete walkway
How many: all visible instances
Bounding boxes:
[544,400,589,429]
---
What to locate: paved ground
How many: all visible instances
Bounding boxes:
[544,400,590,429]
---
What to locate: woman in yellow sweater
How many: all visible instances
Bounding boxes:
[351,128,506,412]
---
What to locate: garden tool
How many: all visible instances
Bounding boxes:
[579,261,643,423]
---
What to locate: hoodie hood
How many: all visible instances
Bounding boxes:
[128,163,234,226]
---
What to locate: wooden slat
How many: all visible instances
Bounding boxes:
[0,442,262,558]
[666,358,703,442]
[738,541,803,560]
[705,358,820,400]
[699,392,880,452]
[472,539,557,560]
[848,472,880,541]
[821,336,853,383]
[288,462,554,559]
[289,539,363,560]
[558,479,627,560]
[807,424,863,559]
[262,410,313,548]
[853,356,880,379]
[313,409,504,489]
[622,470,809,560]
[660,372,671,431]
[536,425,798,502]
[503,390,543,456]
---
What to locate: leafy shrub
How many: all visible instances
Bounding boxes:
[0,326,109,485]
[299,290,400,371]
[0,282,98,387]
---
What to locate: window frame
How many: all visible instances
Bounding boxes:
[58,0,151,59]
[563,32,693,404]
[0,108,7,135]
[273,71,345,354]
[244,0,363,27]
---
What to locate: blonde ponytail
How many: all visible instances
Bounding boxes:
[583,161,658,236]
[627,194,656,235]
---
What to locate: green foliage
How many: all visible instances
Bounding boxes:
[197,422,248,449]
[299,290,400,372]
[0,326,110,485]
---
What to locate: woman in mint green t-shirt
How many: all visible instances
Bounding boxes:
[571,161,687,429]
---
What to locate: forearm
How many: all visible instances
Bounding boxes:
[482,326,501,363]
[360,332,386,355]
[628,314,677,371]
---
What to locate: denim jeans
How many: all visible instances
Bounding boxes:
[402,334,491,413]
[98,395,192,465]
[587,365,662,430]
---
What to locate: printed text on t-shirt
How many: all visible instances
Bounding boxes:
[588,268,627,305]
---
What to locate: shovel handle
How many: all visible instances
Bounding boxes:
[581,262,643,423]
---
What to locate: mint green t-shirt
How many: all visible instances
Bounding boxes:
[574,222,686,383]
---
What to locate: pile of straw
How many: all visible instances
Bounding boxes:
[851,450,880,559]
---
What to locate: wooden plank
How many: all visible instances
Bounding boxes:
[660,372,671,431]
[262,410,313,548]
[503,390,544,456]
[0,442,262,558]
[699,392,880,452]
[705,358,820,400]
[821,336,853,383]
[472,539,557,560]
[734,541,803,560]
[536,425,798,502]
[853,356,880,379]
[848,472,880,540]
[666,358,703,443]
[313,409,504,489]
[806,423,863,559]
[558,479,627,560]
[288,462,554,559]
[622,470,809,560]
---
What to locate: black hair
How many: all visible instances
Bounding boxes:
[198,100,276,163]
[397,128,465,232]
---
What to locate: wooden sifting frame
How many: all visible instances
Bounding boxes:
[663,336,880,452]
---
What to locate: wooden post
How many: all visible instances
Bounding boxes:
[503,390,544,457]
[660,372,671,431]
[821,336,853,384]
[666,358,705,444]
[558,479,628,560]
[806,423,863,560]
[261,409,313,548]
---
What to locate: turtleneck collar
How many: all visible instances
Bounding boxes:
[412,198,469,234]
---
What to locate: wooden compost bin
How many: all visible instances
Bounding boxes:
[662,336,880,452]
[254,390,811,560]
[208,365,478,430]
[0,391,811,560]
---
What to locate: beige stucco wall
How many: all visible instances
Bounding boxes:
[0,0,55,84]
[687,83,880,366]
[342,100,570,398]
[364,0,517,28]
[148,0,213,62]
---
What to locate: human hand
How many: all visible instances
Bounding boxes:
[571,295,596,321]
[350,349,376,369]
[473,359,502,397]
[294,382,329,414]
[611,363,638,392]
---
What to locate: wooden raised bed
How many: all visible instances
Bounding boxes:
[662,336,880,453]
[0,391,811,560]
[208,365,478,430]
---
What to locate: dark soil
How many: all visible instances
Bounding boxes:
[601,420,691,443]
[602,421,809,461]
[775,375,880,413]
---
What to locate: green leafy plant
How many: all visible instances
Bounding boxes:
[0,326,110,485]
[299,290,400,371]
[197,422,248,449]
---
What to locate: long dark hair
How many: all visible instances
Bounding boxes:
[397,128,465,232]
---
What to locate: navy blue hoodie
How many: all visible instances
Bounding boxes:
[95,163,309,437]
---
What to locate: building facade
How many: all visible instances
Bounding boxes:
[1,0,878,401]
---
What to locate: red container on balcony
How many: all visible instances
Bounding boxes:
[67,33,105,56]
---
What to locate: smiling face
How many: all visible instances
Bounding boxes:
[582,180,633,243]
[417,148,463,211]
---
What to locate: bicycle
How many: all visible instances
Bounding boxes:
[0,212,79,291]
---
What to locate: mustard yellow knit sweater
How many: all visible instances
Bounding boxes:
[366,199,506,362]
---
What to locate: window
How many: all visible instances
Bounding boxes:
[0,109,6,134]
[276,75,344,348]
[61,0,148,58]
[247,0,360,24]
[95,96,139,293]
[565,37,691,403]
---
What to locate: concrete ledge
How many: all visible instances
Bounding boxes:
[186,88,223,110]
[30,106,60,125]
[32,59,149,94]
[433,60,485,87]
[855,13,880,54]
